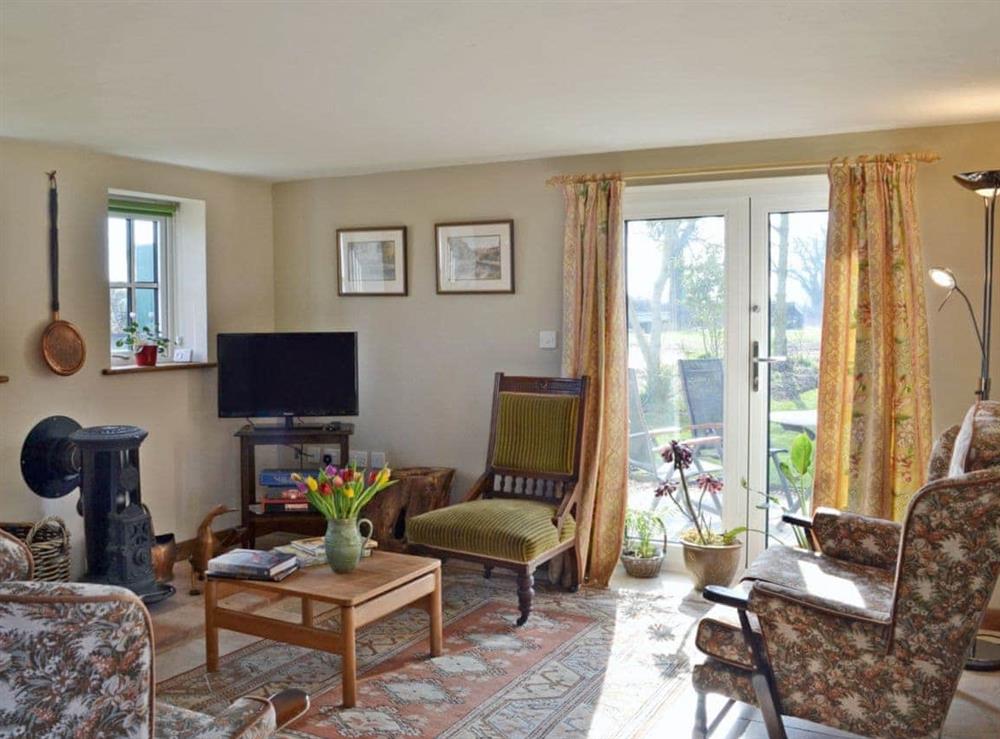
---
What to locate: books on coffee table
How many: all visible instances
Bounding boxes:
[207,548,299,581]
[273,537,380,567]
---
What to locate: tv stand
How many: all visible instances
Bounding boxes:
[272,417,355,432]
[235,423,353,537]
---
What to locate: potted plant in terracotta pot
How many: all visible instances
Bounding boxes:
[116,317,169,366]
[621,509,668,578]
[656,440,745,590]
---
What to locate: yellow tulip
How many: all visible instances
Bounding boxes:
[290,473,302,482]
[305,476,318,492]
[378,468,391,486]
[344,487,355,498]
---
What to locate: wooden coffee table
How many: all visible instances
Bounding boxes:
[204,551,442,708]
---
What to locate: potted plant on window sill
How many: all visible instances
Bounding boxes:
[656,441,746,590]
[621,509,668,578]
[116,318,169,367]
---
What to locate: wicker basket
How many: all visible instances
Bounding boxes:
[620,522,668,578]
[1,517,71,582]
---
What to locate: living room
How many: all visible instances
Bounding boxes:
[1,2,999,738]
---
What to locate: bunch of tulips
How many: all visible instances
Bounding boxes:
[291,463,396,520]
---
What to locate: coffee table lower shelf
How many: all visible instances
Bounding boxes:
[204,552,443,708]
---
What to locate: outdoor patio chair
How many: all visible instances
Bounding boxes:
[628,367,723,516]
[678,358,796,509]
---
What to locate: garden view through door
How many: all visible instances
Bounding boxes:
[761,209,828,545]
[625,177,829,564]
[626,214,727,541]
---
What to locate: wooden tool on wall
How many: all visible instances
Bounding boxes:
[41,171,86,376]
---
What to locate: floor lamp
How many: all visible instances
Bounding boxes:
[930,168,1000,671]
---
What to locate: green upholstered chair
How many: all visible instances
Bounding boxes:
[407,373,588,626]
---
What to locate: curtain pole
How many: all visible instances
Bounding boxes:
[545,151,940,186]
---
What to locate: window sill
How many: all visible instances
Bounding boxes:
[102,362,216,376]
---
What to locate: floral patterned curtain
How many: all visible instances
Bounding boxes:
[813,156,933,520]
[558,176,628,587]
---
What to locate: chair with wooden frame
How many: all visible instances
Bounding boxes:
[406,373,588,626]
[690,401,1000,738]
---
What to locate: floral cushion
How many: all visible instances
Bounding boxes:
[155,698,276,739]
[741,544,894,619]
[949,400,1000,476]
[927,424,960,481]
[811,507,901,570]
[694,600,756,670]
[692,657,756,707]
[0,581,154,737]
[0,529,32,581]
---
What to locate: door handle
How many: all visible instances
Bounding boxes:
[751,340,785,391]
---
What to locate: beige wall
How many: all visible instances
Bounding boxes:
[0,138,274,574]
[273,121,1000,496]
[2,121,997,582]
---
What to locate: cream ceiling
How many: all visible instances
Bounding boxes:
[2,0,998,180]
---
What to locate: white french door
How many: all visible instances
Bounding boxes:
[624,176,828,569]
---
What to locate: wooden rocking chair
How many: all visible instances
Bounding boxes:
[407,373,588,626]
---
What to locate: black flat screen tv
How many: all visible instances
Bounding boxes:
[217,332,358,422]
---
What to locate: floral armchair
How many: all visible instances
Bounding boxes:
[0,529,308,737]
[692,401,1000,739]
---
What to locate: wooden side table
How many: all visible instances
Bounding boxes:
[205,551,442,708]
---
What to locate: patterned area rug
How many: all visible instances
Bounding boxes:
[156,568,709,738]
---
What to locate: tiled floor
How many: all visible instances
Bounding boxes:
[149,560,1000,738]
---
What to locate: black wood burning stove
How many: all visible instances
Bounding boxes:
[20,417,174,604]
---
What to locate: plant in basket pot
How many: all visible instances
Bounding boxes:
[621,509,667,578]
[116,316,169,366]
[656,440,745,590]
[292,463,395,574]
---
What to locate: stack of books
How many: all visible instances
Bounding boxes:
[207,548,299,581]
[273,536,381,567]
[273,537,326,567]
[262,488,311,513]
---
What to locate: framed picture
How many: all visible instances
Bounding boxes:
[336,226,408,296]
[435,220,514,294]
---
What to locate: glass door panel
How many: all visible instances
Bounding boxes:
[746,181,829,561]
[626,216,727,541]
[625,177,825,571]
[765,211,827,544]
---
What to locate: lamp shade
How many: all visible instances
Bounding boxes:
[954,170,1000,198]
[929,267,957,289]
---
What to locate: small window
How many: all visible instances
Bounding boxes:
[107,198,177,357]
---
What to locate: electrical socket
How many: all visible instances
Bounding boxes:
[370,451,387,469]
[322,447,341,467]
[349,450,369,468]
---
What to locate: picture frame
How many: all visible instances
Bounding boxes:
[435,220,514,294]
[336,226,408,296]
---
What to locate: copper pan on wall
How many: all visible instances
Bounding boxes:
[41,172,86,376]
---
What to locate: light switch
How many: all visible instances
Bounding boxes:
[539,330,558,350]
